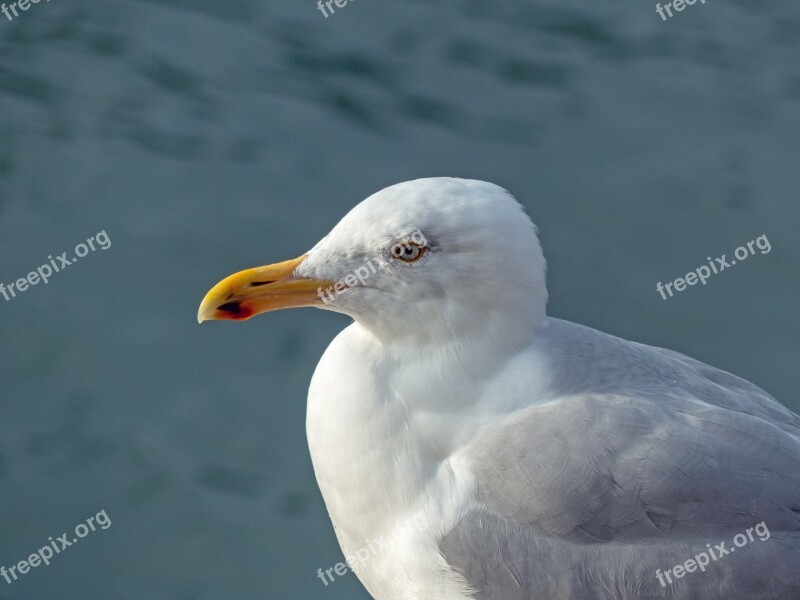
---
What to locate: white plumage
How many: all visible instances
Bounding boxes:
[202,178,800,599]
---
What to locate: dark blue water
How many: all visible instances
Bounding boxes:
[0,0,798,598]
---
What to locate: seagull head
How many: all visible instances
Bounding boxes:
[198,178,547,346]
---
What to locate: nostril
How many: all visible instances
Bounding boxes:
[250,281,275,287]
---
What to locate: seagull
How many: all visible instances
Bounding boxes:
[198,178,800,600]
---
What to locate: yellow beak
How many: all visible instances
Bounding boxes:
[197,255,336,323]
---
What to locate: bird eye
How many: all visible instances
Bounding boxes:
[390,241,425,263]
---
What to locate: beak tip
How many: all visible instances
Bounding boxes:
[197,304,210,324]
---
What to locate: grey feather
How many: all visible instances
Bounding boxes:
[439,319,800,599]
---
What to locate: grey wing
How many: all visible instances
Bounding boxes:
[439,394,800,600]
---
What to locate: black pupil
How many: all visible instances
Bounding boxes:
[393,243,419,259]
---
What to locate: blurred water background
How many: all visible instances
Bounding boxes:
[0,0,798,598]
